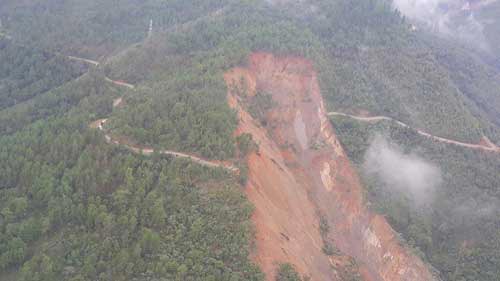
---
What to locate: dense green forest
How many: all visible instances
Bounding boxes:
[0,0,499,280]
[332,115,500,281]
[0,2,266,279]
[0,70,118,136]
[0,51,262,281]
[0,123,262,280]
[106,58,238,160]
[0,0,236,59]
[0,39,85,111]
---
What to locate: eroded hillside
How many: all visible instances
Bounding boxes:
[226,53,436,281]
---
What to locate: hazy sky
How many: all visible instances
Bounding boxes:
[392,0,491,51]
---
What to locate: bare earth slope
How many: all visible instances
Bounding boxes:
[226,53,436,281]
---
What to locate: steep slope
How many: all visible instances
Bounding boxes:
[0,41,262,281]
[332,113,500,281]
[226,67,334,280]
[430,39,500,131]
[226,52,436,281]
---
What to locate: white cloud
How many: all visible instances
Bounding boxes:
[392,0,491,51]
[363,136,442,205]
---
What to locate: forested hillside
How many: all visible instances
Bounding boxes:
[0,0,499,280]
[0,0,235,59]
[429,36,500,131]
[0,45,262,281]
[0,39,85,111]
[333,115,500,281]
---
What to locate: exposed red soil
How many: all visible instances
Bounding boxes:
[225,52,436,281]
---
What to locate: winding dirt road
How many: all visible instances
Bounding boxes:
[92,119,238,172]
[7,26,238,172]
[328,111,500,153]
[66,55,135,89]
[104,77,135,89]
[84,66,237,173]
[66,56,100,66]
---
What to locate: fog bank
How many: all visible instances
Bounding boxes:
[392,0,492,51]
